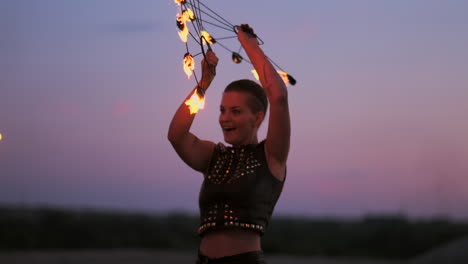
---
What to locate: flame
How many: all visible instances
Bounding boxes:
[277,71,291,85]
[174,0,186,5]
[200,31,216,45]
[176,14,184,31]
[182,8,196,21]
[251,69,259,80]
[185,89,205,114]
[251,70,296,85]
[0,133,2,141]
[176,13,189,42]
[183,53,195,79]
[277,71,297,85]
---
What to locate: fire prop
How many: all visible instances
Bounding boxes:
[173,0,296,114]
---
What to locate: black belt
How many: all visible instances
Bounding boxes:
[196,250,265,264]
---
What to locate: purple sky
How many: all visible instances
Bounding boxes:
[1,0,468,219]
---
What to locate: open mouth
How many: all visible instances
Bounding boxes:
[223,127,236,132]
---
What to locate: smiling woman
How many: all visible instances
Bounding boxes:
[168,24,291,264]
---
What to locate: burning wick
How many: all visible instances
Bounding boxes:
[182,8,196,21]
[277,71,297,85]
[200,31,216,45]
[232,52,243,64]
[176,14,184,31]
[176,13,189,42]
[183,53,195,79]
[251,70,296,85]
[185,88,206,114]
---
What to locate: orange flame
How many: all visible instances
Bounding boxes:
[251,70,296,85]
[182,8,196,21]
[277,71,291,85]
[200,31,216,45]
[183,53,195,79]
[185,89,205,114]
[251,69,259,81]
[176,13,189,42]
[174,0,186,5]
[277,71,296,85]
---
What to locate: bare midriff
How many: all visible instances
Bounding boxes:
[199,229,261,258]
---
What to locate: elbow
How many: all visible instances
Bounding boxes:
[269,91,288,105]
[168,134,181,150]
[167,121,180,144]
[168,129,187,148]
[167,129,179,145]
[167,135,180,147]
[264,82,288,103]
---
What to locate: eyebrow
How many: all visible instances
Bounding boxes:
[220,105,241,109]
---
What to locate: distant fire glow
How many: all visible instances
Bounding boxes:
[185,89,205,114]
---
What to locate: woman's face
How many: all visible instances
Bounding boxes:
[219,91,262,146]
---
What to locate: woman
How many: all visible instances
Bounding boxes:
[168,24,290,264]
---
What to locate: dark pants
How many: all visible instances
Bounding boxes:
[196,250,267,264]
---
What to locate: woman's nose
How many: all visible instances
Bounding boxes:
[219,112,230,122]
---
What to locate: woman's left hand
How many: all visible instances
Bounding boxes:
[236,24,259,47]
[200,49,218,90]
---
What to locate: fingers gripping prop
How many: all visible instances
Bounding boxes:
[173,1,296,114]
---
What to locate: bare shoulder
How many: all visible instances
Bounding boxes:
[192,138,217,173]
[171,135,217,173]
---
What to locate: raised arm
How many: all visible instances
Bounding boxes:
[237,25,290,180]
[168,50,219,173]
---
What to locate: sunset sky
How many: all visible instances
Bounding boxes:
[1,0,468,219]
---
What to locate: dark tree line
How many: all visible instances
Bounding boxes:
[1,205,467,259]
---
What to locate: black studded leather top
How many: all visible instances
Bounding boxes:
[198,140,285,236]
